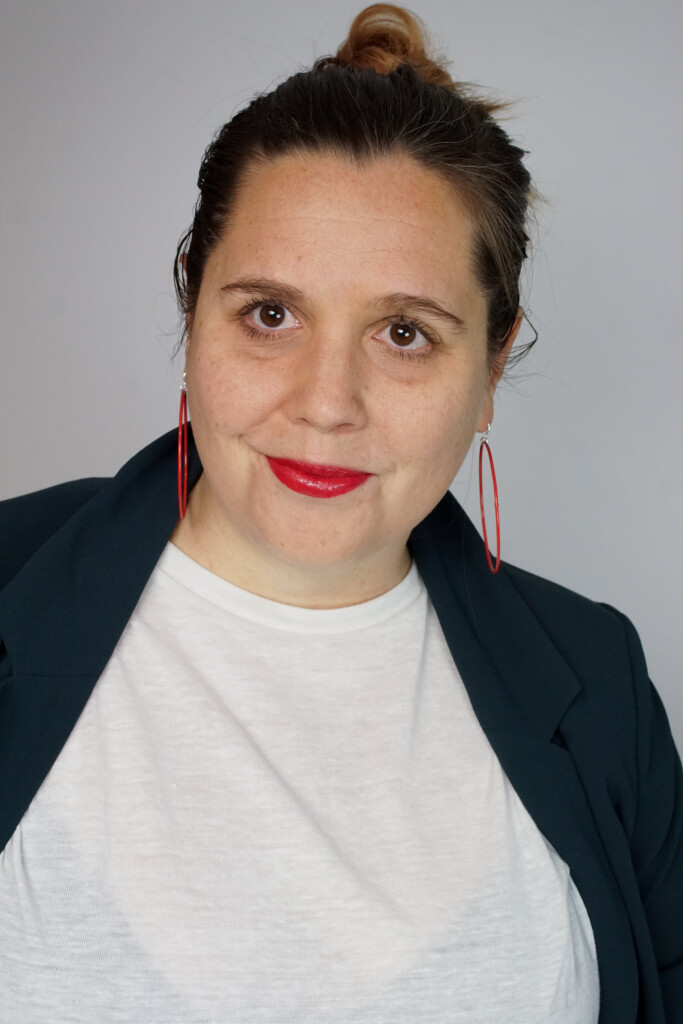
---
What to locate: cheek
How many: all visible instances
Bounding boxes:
[189,349,281,435]
[387,376,486,480]
[398,377,483,444]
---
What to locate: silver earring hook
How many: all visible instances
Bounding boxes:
[180,369,187,392]
[481,422,491,445]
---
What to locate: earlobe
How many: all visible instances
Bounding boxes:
[476,395,494,436]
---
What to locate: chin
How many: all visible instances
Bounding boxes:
[259,521,381,571]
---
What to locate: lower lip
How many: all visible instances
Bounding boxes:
[266,457,371,498]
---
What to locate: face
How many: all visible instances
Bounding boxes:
[183,151,513,597]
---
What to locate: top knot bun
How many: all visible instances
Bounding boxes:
[325,3,455,90]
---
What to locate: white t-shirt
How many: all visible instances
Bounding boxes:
[0,543,599,1023]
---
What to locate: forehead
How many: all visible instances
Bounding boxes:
[214,151,481,305]
[238,150,468,217]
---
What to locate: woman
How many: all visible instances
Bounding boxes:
[0,4,681,1022]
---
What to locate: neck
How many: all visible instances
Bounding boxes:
[170,482,413,610]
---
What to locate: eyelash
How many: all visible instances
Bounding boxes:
[237,295,439,363]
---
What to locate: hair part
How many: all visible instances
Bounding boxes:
[174,3,536,369]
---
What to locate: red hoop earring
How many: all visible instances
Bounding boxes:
[177,372,188,519]
[478,424,501,574]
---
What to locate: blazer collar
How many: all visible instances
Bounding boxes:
[0,428,580,740]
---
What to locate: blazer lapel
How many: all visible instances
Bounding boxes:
[409,496,638,1024]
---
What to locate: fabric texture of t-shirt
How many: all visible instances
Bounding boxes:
[0,542,600,1023]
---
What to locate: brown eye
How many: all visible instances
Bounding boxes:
[257,303,287,327]
[389,322,418,347]
[241,299,300,336]
[377,318,433,356]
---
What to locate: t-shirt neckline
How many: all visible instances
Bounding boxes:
[155,542,423,634]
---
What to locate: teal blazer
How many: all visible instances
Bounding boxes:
[1,428,681,1023]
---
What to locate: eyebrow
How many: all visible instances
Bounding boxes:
[220,277,466,332]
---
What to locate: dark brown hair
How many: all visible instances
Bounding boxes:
[174,4,535,367]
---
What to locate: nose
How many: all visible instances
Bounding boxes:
[284,333,368,433]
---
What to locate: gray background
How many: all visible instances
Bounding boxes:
[2,0,681,744]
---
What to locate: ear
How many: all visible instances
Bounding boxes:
[476,307,524,434]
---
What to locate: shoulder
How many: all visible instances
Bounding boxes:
[502,560,651,749]
[0,477,110,589]
[417,490,641,684]
[503,559,637,660]
[502,560,651,725]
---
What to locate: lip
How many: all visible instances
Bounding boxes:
[266,457,372,498]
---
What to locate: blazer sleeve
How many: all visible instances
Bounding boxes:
[614,608,683,1018]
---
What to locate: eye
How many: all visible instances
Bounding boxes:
[376,318,434,355]
[238,298,438,363]
[241,299,300,335]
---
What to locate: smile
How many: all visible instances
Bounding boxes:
[265,457,371,498]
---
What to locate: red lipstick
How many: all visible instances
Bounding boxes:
[266,457,371,497]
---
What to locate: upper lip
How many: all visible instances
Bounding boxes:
[267,456,371,477]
